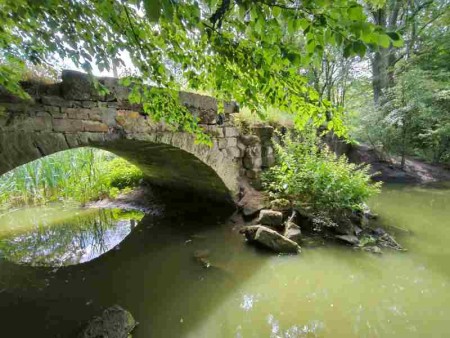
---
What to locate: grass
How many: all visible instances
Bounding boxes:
[232,107,294,133]
[0,147,144,210]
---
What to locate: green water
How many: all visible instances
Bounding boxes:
[0,183,449,337]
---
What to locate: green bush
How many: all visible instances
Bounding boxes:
[262,130,381,213]
[103,157,143,189]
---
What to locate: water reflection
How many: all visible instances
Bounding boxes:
[0,185,450,337]
[0,207,144,266]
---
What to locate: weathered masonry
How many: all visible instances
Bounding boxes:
[0,70,275,202]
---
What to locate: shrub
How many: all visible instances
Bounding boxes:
[262,130,381,213]
[103,157,143,189]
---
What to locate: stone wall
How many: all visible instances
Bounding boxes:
[0,70,274,202]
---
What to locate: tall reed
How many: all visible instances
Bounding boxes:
[0,147,142,209]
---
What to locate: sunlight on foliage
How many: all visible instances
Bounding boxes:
[262,130,381,213]
[0,0,400,142]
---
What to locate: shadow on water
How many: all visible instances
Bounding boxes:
[0,191,272,337]
[3,183,450,337]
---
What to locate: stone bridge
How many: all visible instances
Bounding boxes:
[0,70,275,202]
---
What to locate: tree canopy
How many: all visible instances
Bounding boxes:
[1,0,398,142]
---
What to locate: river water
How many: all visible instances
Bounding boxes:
[0,183,449,337]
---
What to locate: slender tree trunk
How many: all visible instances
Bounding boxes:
[400,124,407,169]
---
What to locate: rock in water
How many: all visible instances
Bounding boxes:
[335,235,360,245]
[240,225,301,254]
[79,305,137,338]
[258,210,283,227]
[283,221,302,243]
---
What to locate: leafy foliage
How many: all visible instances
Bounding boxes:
[340,0,450,165]
[102,157,143,190]
[0,0,398,141]
[262,130,381,213]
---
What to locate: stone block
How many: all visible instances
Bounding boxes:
[243,145,262,169]
[226,146,241,159]
[31,116,53,131]
[262,145,275,168]
[81,101,98,108]
[240,134,260,146]
[64,133,80,148]
[226,137,238,147]
[203,125,225,138]
[252,125,274,144]
[82,120,109,133]
[217,138,228,150]
[61,70,100,100]
[41,95,72,107]
[33,132,69,155]
[53,119,83,132]
[224,127,240,137]
[64,108,90,120]
[179,91,217,112]
[88,108,103,122]
[101,107,117,127]
[42,105,61,115]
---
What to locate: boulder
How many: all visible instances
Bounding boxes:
[283,221,302,243]
[270,199,292,212]
[258,209,283,227]
[237,183,270,218]
[79,305,137,338]
[240,225,301,254]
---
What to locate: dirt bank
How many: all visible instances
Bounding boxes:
[347,144,450,184]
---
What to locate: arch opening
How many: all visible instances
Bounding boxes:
[0,143,235,266]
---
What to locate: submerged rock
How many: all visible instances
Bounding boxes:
[362,246,382,254]
[79,305,137,338]
[335,235,360,245]
[240,225,301,254]
[377,233,405,251]
[258,210,283,227]
[193,249,211,268]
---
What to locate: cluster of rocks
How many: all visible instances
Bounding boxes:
[238,194,404,254]
[240,207,302,254]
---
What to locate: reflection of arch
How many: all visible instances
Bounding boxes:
[0,71,245,202]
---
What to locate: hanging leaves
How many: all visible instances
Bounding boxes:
[0,0,401,142]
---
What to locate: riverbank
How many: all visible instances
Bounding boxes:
[347,144,450,184]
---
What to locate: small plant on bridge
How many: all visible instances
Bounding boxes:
[262,130,381,214]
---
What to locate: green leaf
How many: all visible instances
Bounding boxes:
[348,5,364,21]
[377,34,391,48]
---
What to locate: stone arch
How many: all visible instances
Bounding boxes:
[0,70,275,203]
[0,71,246,202]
